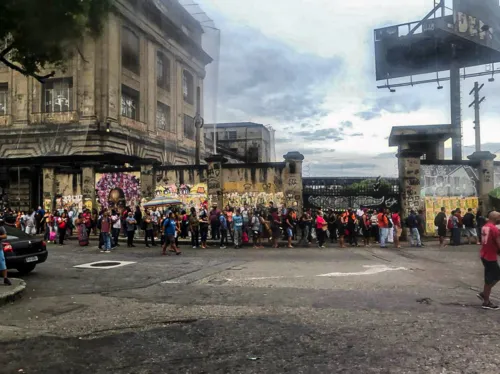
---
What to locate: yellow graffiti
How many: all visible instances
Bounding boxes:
[223,182,278,194]
[424,197,478,234]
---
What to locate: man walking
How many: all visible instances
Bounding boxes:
[463,208,479,245]
[407,210,422,247]
[434,207,448,248]
[477,211,500,310]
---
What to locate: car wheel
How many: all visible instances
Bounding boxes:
[15,264,37,275]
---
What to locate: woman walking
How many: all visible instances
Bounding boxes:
[75,213,89,246]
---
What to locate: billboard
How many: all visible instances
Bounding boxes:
[375,0,500,80]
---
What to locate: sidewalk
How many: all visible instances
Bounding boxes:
[0,278,26,306]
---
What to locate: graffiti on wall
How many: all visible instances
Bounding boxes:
[495,165,500,189]
[223,192,285,209]
[55,195,83,212]
[95,172,141,211]
[155,182,208,212]
[420,165,478,198]
[424,197,479,234]
[307,195,398,211]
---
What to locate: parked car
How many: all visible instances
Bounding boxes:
[1,225,48,274]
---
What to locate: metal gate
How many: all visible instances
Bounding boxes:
[303,177,401,212]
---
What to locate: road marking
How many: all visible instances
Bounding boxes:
[74,261,136,269]
[317,265,407,277]
[223,265,407,282]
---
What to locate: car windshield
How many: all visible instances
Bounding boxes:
[3,225,32,240]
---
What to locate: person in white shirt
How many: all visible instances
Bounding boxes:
[111,210,121,248]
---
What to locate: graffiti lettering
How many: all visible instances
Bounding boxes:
[421,165,478,197]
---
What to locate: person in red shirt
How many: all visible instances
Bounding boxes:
[391,210,402,249]
[477,211,500,310]
[377,209,389,248]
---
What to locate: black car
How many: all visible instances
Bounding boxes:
[1,225,48,274]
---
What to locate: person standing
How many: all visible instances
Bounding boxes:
[434,207,448,248]
[125,211,137,247]
[83,209,92,238]
[463,208,479,245]
[189,208,200,249]
[144,210,156,248]
[450,210,461,246]
[270,208,281,249]
[391,210,402,249]
[151,207,161,240]
[199,205,209,249]
[361,210,371,247]
[327,210,337,243]
[299,211,312,246]
[0,219,12,285]
[111,210,121,248]
[251,211,262,248]
[346,209,358,247]
[407,210,422,247]
[209,204,220,240]
[134,206,143,239]
[285,209,295,248]
[370,211,379,243]
[75,213,89,247]
[476,211,500,310]
[377,209,389,248]
[233,208,243,249]
[219,211,228,249]
[57,212,68,246]
[91,208,98,236]
[100,210,112,253]
[315,210,327,248]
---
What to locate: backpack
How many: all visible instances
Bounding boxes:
[434,213,442,227]
[447,217,454,230]
[463,213,474,227]
[387,217,393,229]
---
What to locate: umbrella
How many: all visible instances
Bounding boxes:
[143,196,182,207]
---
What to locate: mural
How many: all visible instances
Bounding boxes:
[424,197,479,234]
[307,196,398,212]
[95,172,141,211]
[155,182,208,212]
[55,195,83,213]
[223,191,285,209]
[420,165,478,198]
[495,165,500,189]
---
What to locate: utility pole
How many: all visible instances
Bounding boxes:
[194,113,204,165]
[468,82,485,152]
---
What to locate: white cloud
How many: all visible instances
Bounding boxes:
[198,0,500,176]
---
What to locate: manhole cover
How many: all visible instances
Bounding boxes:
[90,262,121,267]
[74,261,136,269]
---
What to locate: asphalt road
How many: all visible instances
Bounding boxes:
[1,238,500,373]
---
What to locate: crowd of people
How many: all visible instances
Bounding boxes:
[0,202,490,254]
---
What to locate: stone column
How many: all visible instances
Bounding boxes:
[81,165,96,212]
[468,151,496,214]
[283,151,305,213]
[398,150,423,239]
[42,168,56,212]
[205,154,227,209]
[140,164,156,204]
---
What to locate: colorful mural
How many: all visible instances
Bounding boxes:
[155,182,208,212]
[223,191,285,209]
[95,172,141,211]
[55,195,83,212]
[424,196,479,234]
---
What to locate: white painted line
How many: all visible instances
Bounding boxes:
[317,265,407,277]
[74,261,136,270]
[161,280,182,284]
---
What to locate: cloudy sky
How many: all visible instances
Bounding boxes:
[191,0,500,177]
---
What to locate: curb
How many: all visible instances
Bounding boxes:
[0,278,26,306]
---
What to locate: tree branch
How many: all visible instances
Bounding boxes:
[0,44,14,58]
[77,45,89,63]
[0,55,55,83]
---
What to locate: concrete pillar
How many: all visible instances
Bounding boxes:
[205,154,227,209]
[283,152,305,213]
[140,164,156,203]
[42,168,56,212]
[81,165,96,212]
[77,37,97,123]
[398,150,423,233]
[468,151,497,214]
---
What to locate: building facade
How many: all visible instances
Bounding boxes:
[205,122,276,163]
[0,0,213,211]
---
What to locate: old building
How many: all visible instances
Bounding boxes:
[0,0,213,211]
[205,122,276,163]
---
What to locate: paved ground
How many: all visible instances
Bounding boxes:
[1,237,500,373]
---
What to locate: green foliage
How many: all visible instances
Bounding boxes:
[0,0,111,81]
[489,187,500,200]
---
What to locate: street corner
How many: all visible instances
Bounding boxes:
[0,278,26,306]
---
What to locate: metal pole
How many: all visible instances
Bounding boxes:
[17,166,20,212]
[450,56,462,162]
[474,82,481,152]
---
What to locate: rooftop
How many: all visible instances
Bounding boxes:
[204,122,269,130]
[389,124,453,147]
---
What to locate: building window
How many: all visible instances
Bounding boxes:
[122,27,140,75]
[0,83,7,115]
[182,70,194,104]
[183,114,195,139]
[42,78,73,113]
[156,52,170,91]
[156,101,171,131]
[121,85,139,120]
[226,131,237,140]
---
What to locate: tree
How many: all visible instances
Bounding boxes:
[0,0,111,82]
